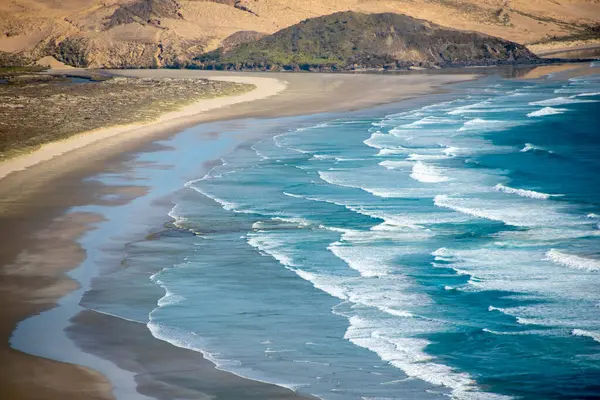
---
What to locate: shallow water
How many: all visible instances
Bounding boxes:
[79,72,600,399]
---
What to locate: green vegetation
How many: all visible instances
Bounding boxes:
[0,66,48,77]
[0,51,33,68]
[186,11,537,71]
[533,24,600,44]
[0,74,254,159]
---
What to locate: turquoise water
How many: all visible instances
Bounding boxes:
[87,72,600,399]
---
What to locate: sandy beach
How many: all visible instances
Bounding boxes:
[0,69,482,399]
[0,75,287,180]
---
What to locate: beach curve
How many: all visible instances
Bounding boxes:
[0,75,288,181]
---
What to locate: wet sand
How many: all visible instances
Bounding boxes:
[0,70,480,399]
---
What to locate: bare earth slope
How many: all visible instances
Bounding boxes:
[1,0,599,68]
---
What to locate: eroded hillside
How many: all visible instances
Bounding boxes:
[1,0,599,68]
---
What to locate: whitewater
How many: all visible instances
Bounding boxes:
[85,72,600,400]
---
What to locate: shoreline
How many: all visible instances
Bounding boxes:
[0,75,287,181]
[0,69,518,399]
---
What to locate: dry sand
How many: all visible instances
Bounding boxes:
[4,0,600,69]
[0,75,287,181]
[0,70,479,400]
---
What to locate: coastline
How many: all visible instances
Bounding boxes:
[0,75,287,181]
[1,70,482,399]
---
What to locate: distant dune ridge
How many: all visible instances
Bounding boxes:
[0,0,599,68]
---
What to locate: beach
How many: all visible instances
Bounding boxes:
[0,70,481,399]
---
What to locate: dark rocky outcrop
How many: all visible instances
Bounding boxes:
[105,0,183,29]
[206,0,259,16]
[53,37,90,67]
[187,11,539,71]
[0,51,32,67]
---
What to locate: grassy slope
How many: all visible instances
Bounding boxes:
[0,0,599,67]
[0,75,254,158]
[191,12,538,70]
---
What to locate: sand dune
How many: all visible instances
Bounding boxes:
[1,0,599,68]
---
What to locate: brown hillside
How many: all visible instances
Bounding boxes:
[1,0,599,68]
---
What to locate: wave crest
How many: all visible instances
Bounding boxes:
[410,162,450,183]
[527,107,567,118]
[546,249,600,272]
[572,329,600,343]
[530,96,598,106]
[494,184,554,200]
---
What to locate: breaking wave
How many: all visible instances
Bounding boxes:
[546,249,600,272]
[527,107,567,118]
[493,184,555,200]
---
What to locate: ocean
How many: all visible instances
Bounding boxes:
[76,71,600,399]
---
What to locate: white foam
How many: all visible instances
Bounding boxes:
[264,348,293,354]
[294,122,330,132]
[529,96,598,106]
[434,195,528,226]
[516,317,545,326]
[410,162,450,183]
[271,216,311,227]
[147,322,307,393]
[292,269,348,300]
[328,242,391,277]
[311,154,335,160]
[554,88,589,94]
[443,146,467,157]
[156,290,185,307]
[247,233,298,268]
[572,329,600,343]
[252,221,266,230]
[379,308,414,318]
[317,170,426,199]
[376,149,407,156]
[344,316,512,400]
[186,184,252,214]
[458,118,513,132]
[448,102,523,115]
[335,157,367,162]
[399,116,455,128]
[482,328,525,336]
[546,249,600,272]
[364,133,410,152]
[447,101,490,115]
[167,205,187,229]
[520,143,551,153]
[493,184,554,200]
[147,323,223,367]
[520,143,535,153]
[576,91,600,97]
[251,141,270,160]
[379,160,412,170]
[527,107,567,118]
[281,191,305,199]
[407,153,449,161]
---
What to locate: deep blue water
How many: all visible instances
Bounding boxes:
[88,73,600,399]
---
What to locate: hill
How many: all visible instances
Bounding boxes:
[0,0,599,68]
[189,12,539,71]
